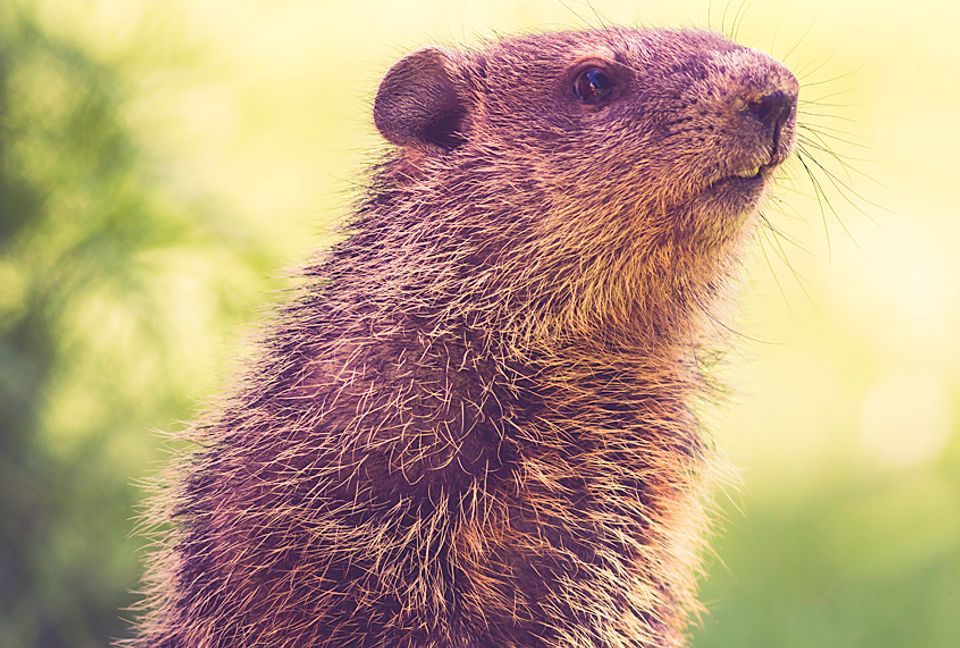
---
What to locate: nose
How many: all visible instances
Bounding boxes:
[746,90,794,133]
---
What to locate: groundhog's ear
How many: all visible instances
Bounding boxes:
[374,47,469,151]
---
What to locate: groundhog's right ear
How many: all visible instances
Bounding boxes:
[374,47,469,151]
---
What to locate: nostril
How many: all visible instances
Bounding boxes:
[747,90,794,130]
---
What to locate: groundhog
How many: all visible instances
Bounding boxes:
[126,26,798,648]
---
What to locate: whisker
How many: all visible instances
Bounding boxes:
[797,110,856,123]
[758,200,812,253]
[798,100,857,109]
[797,143,889,218]
[798,123,870,149]
[802,86,859,104]
[691,289,787,347]
[799,130,898,204]
[760,214,816,306]
[731,0,755,42]
[768,12,784,55]
[757,222,793,314]
[797,148,870,264]
[795,150,833,258]
[796,134,870,166]
[721,0,735,38]
[781,21,817,65]
[794,47,836,81]
[799,63,869,88]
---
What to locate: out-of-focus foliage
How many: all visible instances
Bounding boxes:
[0,1,958,647]
[0,4,278,646]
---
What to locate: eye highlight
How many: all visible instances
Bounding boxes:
[573,67,615,105]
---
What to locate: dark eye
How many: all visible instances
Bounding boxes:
[573,67,614,105]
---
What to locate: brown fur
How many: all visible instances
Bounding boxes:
[125,27,797,648]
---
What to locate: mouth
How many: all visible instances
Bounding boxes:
[697,158,784,216]
[710,153,791,192]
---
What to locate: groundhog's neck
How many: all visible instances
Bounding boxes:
[354,155,745,361]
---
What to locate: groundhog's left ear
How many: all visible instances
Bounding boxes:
[374,47,470,151]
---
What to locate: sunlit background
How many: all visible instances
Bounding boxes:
[1,0,957,646]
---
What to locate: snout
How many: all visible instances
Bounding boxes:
[717,48,799,177]
[745,89,795,158]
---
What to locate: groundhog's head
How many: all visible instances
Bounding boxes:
[373,28,798,337]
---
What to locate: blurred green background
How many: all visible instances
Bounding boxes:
[0,0,957,646]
